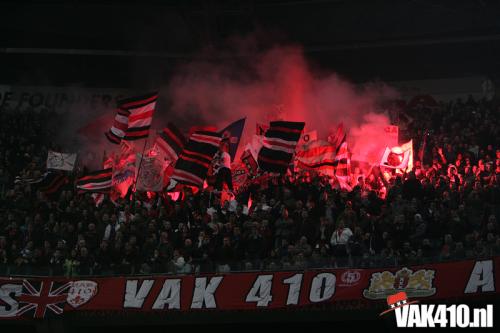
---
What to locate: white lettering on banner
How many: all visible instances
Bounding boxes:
[152,279,181,310]
[124,280,154,309]
[0,284,22,317]
[190,277,223,309]
[246,275,273,307]
[309,273,336,303]
[0,85,130,112]
[465,260,495,293]
[283,274,303,305]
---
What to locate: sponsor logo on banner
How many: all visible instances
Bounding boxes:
[363,267,436,300]
[339,270,362,286]
[67,281,98,308]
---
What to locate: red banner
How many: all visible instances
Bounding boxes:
[1,257,498,319]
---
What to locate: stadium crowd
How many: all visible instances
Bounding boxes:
[0,95,499,277]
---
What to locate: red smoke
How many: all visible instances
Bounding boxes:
[71,41,399,169]
[167,44,398,161]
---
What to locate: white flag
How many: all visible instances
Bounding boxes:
[380,140,413,170]
[47,151,77,171]
[298,130,318,147]
[135,155,164,192]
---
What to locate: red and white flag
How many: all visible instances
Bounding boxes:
[231,163,248,190]
[380,140,413,170]
[333,136,351,190]
[123,92,158,141]
[105,108,129,144]
[296,140,336,176]
[105,92,158,144]
[153,123,186,163]
[241,147,258,175]
[91,193,105,207]
[298,130,318,147]
[328,123,344,148]
[76,168,112,193]
[111,152,137,198]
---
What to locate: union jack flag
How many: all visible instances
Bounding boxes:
[17,280,72,318]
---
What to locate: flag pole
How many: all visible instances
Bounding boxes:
[133,137,149,193]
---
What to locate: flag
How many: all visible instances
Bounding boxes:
[241,148,258,175]
[37,171,69,195]
[91,193,105,207]
[76,168,112,193]
[17,280,72,318]
[123,92,158,141]
[105,92,158,144]
[153,123,186,162]
[334,136,351,190]
[380,140,413,170]
[256,123,269,136]
[15,171,68,194]
[402,140,414,171]
[93,153,113,205]
[298,130,318,147]
[188,125,217,137]
[103,154,114,170]
[257,121,305,173]
[219,118,246,161]
[296,140,336,176]
[105,108,129,144]
[112,152,137,198]
[231,164,248,190]
[135,155,164,192]
[15,172,49,185]
[328,123,344,147]
[46,151,77,171]
[171,131,221,187]
[119,140,135,157]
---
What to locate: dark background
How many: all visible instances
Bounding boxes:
[1,0,500,88]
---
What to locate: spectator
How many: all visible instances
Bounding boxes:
[0,96,497,277]
[330,220,353,267]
